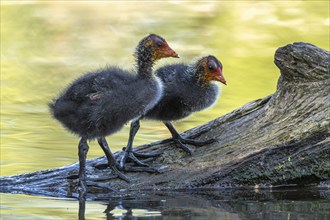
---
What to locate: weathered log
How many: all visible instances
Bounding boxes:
[0,42,329,199]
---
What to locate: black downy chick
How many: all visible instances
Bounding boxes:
[119,55,226,168]
[49,34,179,193]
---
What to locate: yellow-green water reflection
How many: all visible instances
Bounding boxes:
[1,1,329,178]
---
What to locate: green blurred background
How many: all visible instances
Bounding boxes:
[1,1,329,178]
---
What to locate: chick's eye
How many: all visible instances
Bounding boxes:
[154,37,164,47]
[208,65,215,70]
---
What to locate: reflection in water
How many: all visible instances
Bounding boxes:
[77,192,163,219]
[78,192,86,220]
[104,199,163,219]
[71,188,330,220]
[0,188,329,219]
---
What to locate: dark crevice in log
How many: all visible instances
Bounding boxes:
[0,42,329,199]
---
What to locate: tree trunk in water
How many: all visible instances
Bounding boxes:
[1,42,329,198]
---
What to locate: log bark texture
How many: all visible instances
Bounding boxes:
[1,42,329,198]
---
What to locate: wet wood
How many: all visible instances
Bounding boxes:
[1,42,329,198]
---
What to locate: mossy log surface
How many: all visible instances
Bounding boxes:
[1,42,329,199]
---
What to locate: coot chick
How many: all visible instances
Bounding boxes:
[49,34,179,193]
[119,55,226,167]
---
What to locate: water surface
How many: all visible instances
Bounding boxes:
[1,188,330,220]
